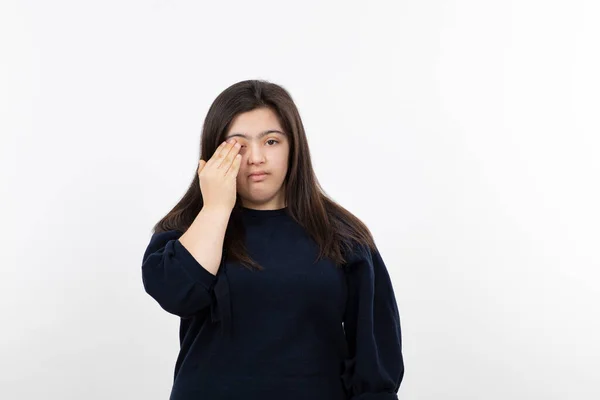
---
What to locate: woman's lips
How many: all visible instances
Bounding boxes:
[248,173,268,182]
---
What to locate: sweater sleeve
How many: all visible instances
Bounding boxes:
[341,243,404,400]
[141,229,218,318]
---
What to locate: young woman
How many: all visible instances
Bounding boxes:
[141,80,404,399]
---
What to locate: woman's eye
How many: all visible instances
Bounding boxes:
[237,140,277,149]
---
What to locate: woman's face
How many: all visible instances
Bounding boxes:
[225,107,290,210]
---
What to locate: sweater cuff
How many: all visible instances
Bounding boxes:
[173,239,218,291]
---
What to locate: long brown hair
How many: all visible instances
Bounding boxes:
[152,79,376,270]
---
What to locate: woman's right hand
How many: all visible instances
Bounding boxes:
[197,139,242,212]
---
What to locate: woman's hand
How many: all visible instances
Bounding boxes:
[198,139,242,212]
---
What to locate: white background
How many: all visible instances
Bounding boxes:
[2,0,599,399]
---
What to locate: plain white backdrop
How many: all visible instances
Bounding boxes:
[2,0,599,399]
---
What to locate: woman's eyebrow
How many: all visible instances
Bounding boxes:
[225,129,285,140]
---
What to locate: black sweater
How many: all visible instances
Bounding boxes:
[142,206,404,399]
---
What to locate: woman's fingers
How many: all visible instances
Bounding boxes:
[199,139,241,181]
[205,140,232,169]
[225,152,242,178]
[218,140,241,170]
[218,140,240,168]
[197,139,240,211]
[197,159,206,174]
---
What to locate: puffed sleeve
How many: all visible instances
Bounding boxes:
[341,243,404,399]
[141,229,218,318]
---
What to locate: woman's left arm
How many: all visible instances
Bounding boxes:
[342,244,405,400]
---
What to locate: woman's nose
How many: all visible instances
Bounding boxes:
[246,145,265,163]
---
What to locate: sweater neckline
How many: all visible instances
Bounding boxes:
[240,206,288,218]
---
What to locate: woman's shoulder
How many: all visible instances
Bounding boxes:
[341,239,378,270]
[148,229,184,243]
[144,229,186,257]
